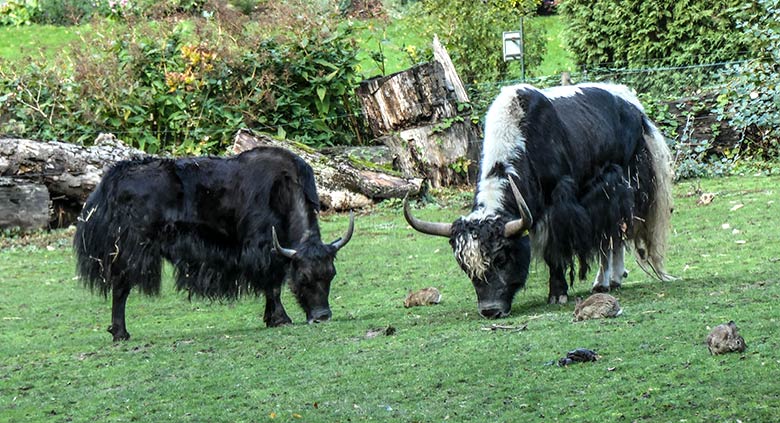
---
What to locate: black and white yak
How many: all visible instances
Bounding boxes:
[74,146,354,341]
[404,83,674,318]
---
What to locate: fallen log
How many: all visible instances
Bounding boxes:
[0,178,50,231]
[0,134,146,229]
[0,133,146,202]
[232,129,423,210]
[0,130,422,230]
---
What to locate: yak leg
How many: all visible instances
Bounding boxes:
[263,285,293,327]
[592,243,628,293]
[592,247,611,293]
[547,264,569,304]
[108,284,131,341]
[609,245,628,289]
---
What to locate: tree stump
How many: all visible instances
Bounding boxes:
[356,37,480,188]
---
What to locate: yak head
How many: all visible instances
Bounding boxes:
[404,178,532,319]
[272,212,354,324]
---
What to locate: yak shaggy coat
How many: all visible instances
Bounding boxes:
[74,146,352,341]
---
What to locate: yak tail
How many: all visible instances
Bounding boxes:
[74,183,116,297]
[634,117,676,281]
[73,162,163,297]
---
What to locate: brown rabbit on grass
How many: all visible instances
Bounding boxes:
[706,321,747,355]
[404,287,442,308]
[573,293,623,322]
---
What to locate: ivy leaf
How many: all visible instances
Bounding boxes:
[316,86,326,102]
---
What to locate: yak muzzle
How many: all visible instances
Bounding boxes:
[307,308,332,324]
[478,301,511,319]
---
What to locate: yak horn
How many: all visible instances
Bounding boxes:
[403,195,452,238]
[272,227,297,258]
[331,211,355,251]
[503,176,533,238]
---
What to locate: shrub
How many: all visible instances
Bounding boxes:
[33,0,99,25]
[401,0,546,121]
[559,0,764,96]
[405,0,546,86]
[561,0,761,69]
[0,0,39,25]
[715,0,780,157]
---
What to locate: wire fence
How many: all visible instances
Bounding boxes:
[3,58,752,144]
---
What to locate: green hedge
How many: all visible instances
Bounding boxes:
[560,0,761,69]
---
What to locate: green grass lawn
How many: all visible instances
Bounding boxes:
[536,14,576,77]
[0,24,84,61]
[1,175,779,422]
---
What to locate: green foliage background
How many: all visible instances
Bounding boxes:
[0,1,366,153]
[715,0,780,156]
[560,0,761,69]
[1,0,778,168]
[407,0,546,85]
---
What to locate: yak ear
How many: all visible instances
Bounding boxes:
[294,156,320,211]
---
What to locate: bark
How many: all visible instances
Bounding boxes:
[356,60,461,138]
[432,34,470,103]
[381,120,481,186]
[0,178,50,231]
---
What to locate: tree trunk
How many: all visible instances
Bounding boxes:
[432,34,470,103]
[356,61,461,138]
[381,120,481,186]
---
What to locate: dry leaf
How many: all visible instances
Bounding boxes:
[735,240,747,244]
[697,193,715,205]
[365,325,396,338]
[481,323,528,332]
[730,203,744,211]
[721,223,731,230]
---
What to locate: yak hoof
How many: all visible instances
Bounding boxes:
[591,284,610,293]
[108,325,130,342]
[548,294,568,305]
[266,316,293,327]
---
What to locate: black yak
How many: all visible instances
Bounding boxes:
[404,83,674,318]
[74,146,354,341]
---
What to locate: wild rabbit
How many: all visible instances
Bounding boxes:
[706,321,747,355]
[404,287,442,308]
[573,293,623,322]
